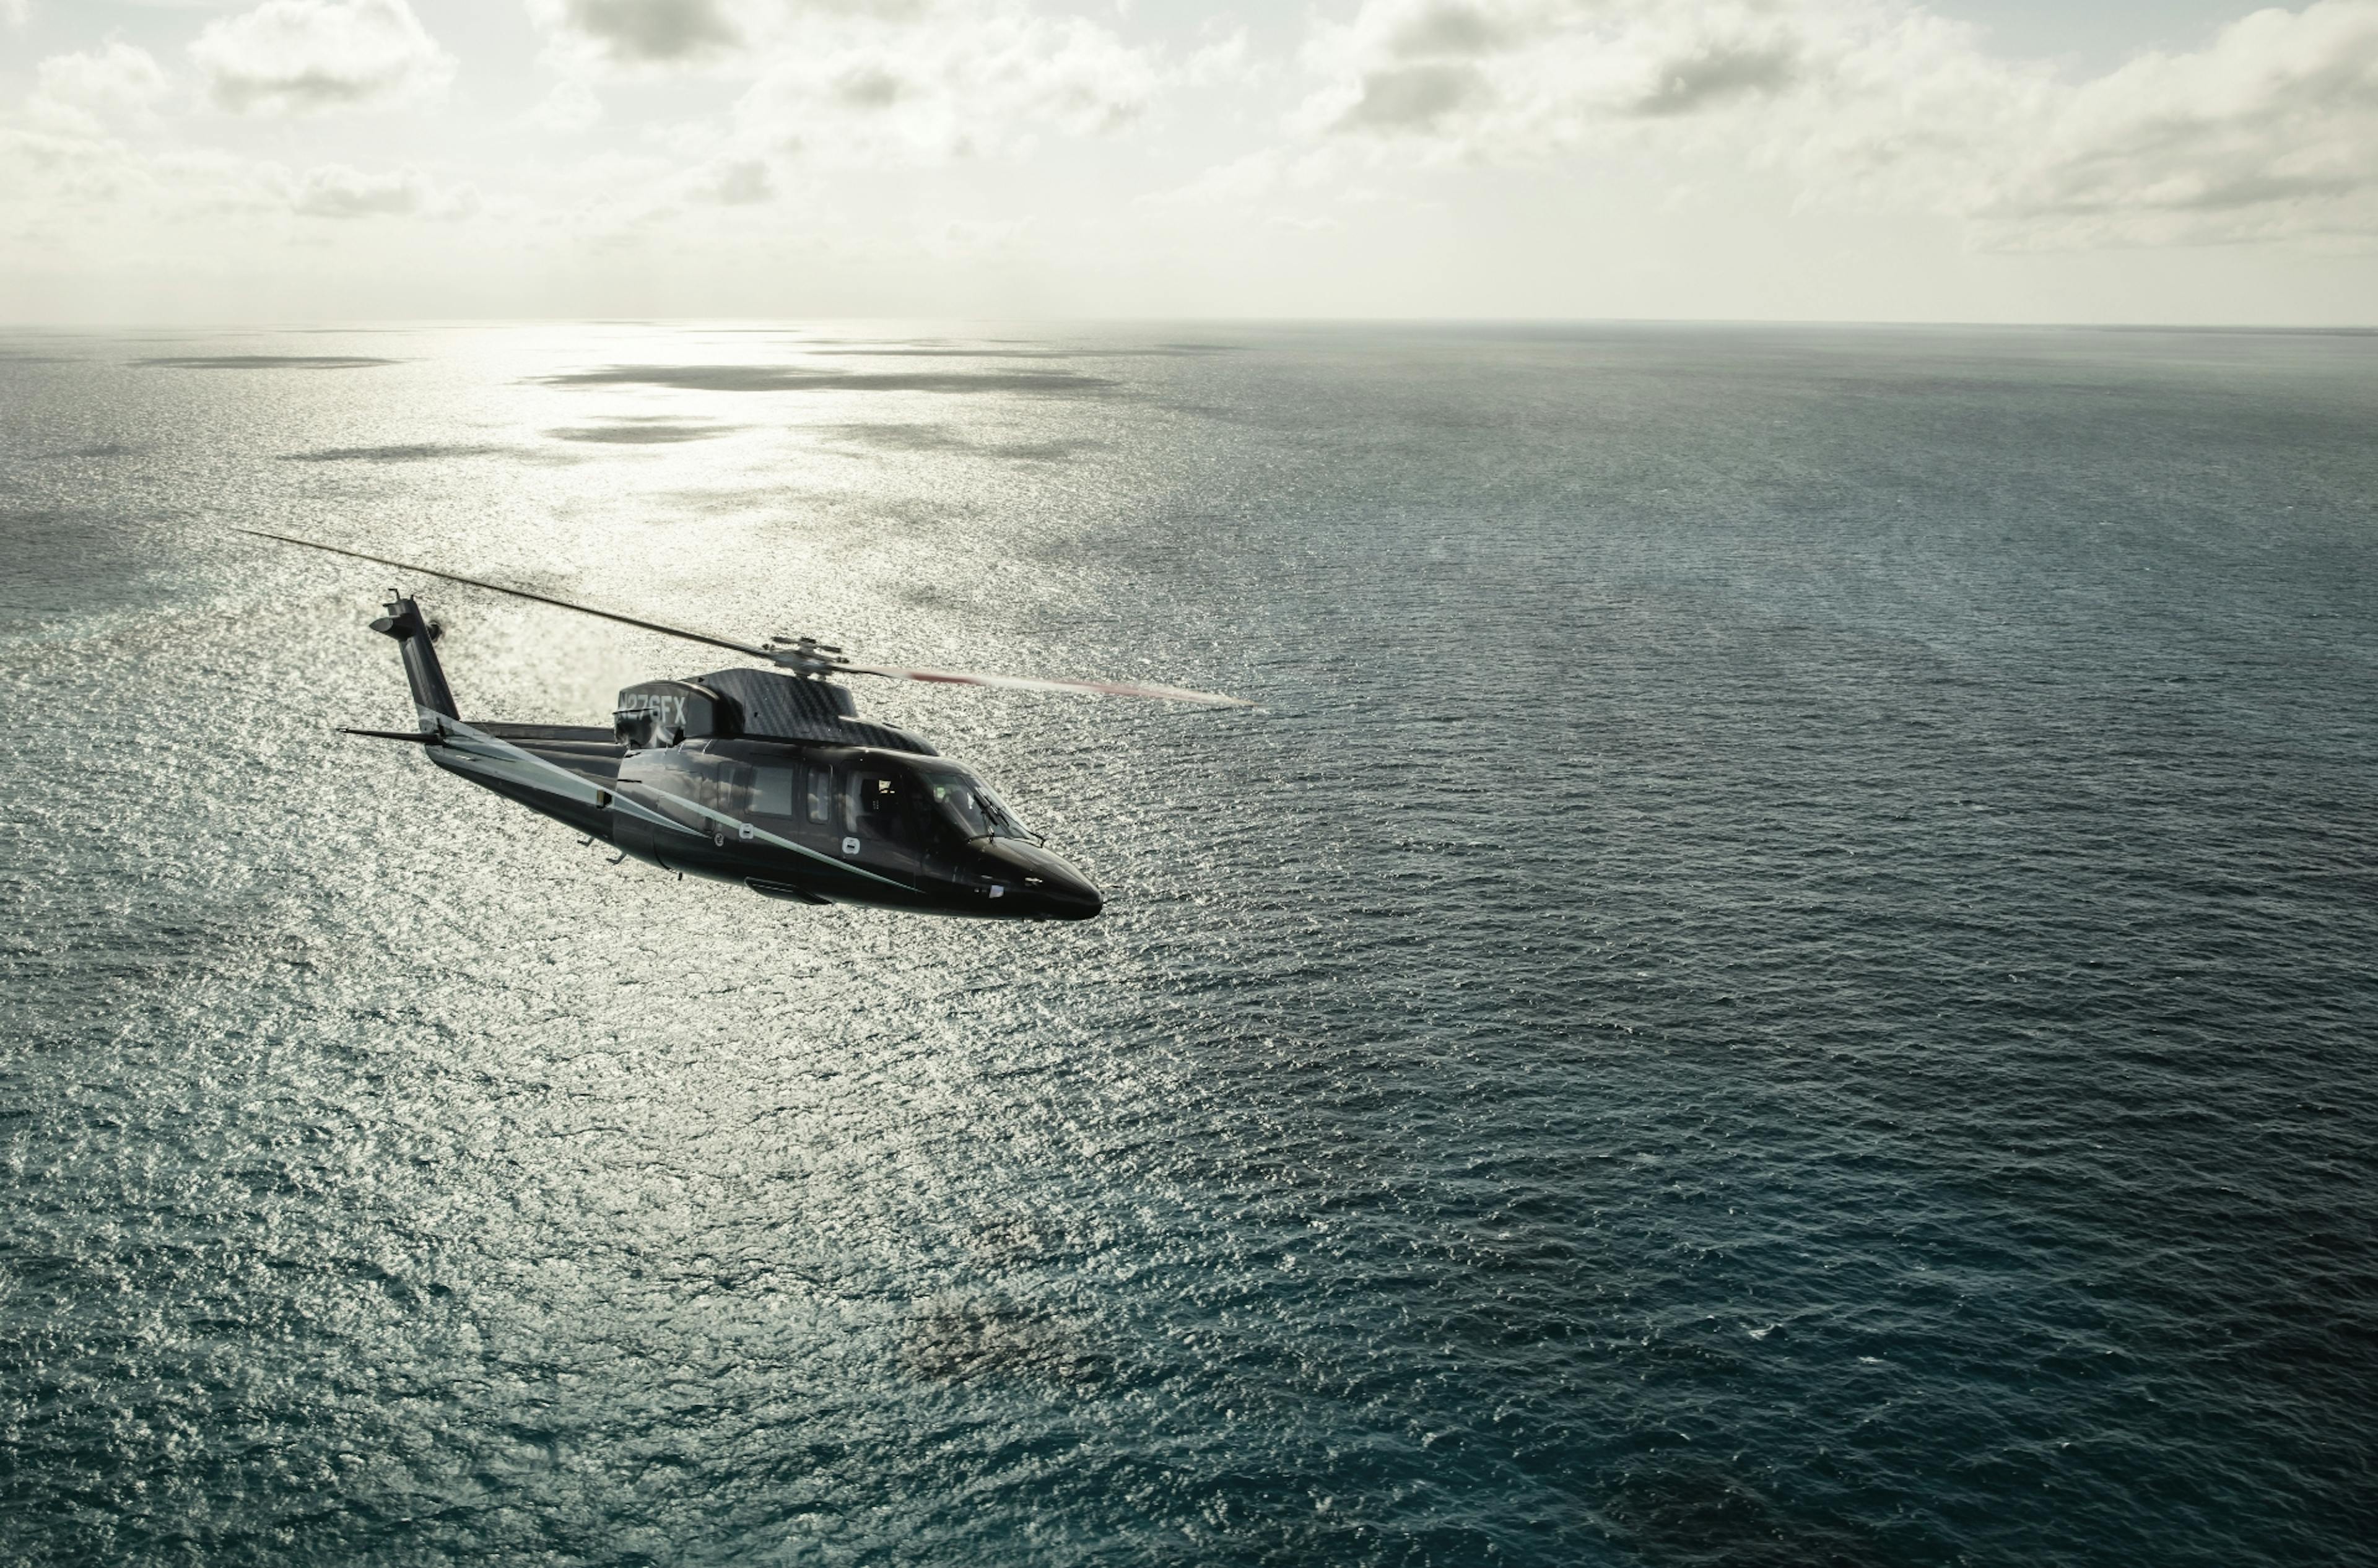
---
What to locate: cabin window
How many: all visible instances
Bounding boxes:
[709,761,754,814]
[753,767,795,818]
[804,765,834,824]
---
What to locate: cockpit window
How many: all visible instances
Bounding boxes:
[848,773,905,836]
[915,764,1032,841]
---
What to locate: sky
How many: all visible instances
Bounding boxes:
[3,0,2375,324]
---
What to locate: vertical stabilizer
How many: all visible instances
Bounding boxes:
[368,595,459,724]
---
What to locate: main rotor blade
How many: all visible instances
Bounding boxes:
[238,529,775,661]
[245,529,1255,707]
[842,661,1255,708]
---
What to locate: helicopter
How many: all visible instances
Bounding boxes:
[243,530,1253,920]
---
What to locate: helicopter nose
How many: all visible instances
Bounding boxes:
[1039,876,1103,921]
[977,840,1102,920]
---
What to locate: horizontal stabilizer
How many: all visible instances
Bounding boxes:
[340,726,446,745]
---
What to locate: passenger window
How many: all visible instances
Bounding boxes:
[754,767,795,817]
[712,762,754,814]
[804,765,834,824]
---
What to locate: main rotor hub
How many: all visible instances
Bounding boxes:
[763,634,848,677]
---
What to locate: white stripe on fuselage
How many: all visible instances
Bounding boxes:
[422,708,913,892]
[422,708,693,838]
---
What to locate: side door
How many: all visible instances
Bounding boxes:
[702,756,756,845]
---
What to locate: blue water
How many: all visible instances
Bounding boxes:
[3,323,2374,1566]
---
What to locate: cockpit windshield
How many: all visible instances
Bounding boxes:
[913,762,1033,842]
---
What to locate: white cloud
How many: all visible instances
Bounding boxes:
[1286,0,2378,245]
[1182,26,1260,89]
[0,122,293,245]
[1978,1,2378,243]
[1138,146,1346,211]
[726,2,1157,166]
[28,43,172,134]
[189,0,454,115]
[525,76,602,133]
[291,162,425,216]
[695,156,772,203]
[1297,0,1991,149]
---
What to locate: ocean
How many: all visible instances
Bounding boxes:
[2,321,2374,1565]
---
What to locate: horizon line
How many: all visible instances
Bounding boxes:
[5,316,2376,335]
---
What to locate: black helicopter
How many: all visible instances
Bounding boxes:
[246,531,1252,920]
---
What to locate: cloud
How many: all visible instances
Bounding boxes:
[1288,0,2378,244]
[1136,146,1364,218]
[1337,63,1488,131]
[700,157,771,203]
[525,77,602,132]
[515,0,1156,175]
[290,162,422,216]
[28,43,171,133]
[725,2,1157,165]
[1182,25,1261,88]
[552,0,739,65]
[1387,3,1511,58]
[1634,41,1800,116]
[1300,0,1863,148]
[1975,1,2378,243]
[189,0,453,115]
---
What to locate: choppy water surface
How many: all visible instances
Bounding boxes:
[3,323,2375,1566]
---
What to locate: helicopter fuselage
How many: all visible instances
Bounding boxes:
[367,596,1103,920]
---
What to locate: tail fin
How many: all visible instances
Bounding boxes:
[368,595,459,723]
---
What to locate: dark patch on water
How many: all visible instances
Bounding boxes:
[136,355,399,370]
[817,422,1100,461]
[544,417,739,445]
[819,347,1086,360]
[814,346,1226,360]
[282,442,510,463]
[534,364,1115,395]
[37,442,137,459]
[824,421,970,452]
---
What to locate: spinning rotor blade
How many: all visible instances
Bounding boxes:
[238,529,775,661]
[841,661,1255,709]
[245,529,1254,707]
